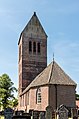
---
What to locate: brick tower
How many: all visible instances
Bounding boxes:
[18,12,47,94]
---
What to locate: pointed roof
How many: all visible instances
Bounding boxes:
[22,61,76,94]
[24,12,47,36]
[18,12,47,45]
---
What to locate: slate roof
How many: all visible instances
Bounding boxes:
[18,12,47,45]
[22,61,76,95]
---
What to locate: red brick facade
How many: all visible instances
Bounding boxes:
[49,85,76,109]
[18,13,76,112]
[18,86,49,111]
[18,13,47,95]
[18,85,76,112]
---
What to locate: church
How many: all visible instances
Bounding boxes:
[18,12,76,112]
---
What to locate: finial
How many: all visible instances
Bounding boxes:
[53,53,54,63]
[34,12,36,16]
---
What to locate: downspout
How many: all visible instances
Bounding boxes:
[48,59,54,106]
[48,85,50,106]
[54,84,57,109]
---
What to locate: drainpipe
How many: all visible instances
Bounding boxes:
[54,84,57,109]
[48,85,50,106]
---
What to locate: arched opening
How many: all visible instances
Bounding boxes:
[29,41,32,52]
[37,42,40,53]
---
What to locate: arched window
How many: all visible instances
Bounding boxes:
[36,88,41,104]
[29,41,32,52]
[37,42,40,53]
[33,42,36,53]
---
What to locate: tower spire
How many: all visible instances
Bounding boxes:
[34,12,36,16]
[48,53,55,83]
[18,12,47,94]
[53,53,54,63]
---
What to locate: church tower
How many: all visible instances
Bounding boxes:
[18,12,47,94]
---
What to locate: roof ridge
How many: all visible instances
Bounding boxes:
[21,60,76,96]
[48,61,54,83]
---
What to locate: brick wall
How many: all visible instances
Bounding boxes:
[18,30,47,94]
[49,84,76,110]
[18,84,76,112]
[57,85,76,108]
[26,86,49,112]
[18,14,47,108]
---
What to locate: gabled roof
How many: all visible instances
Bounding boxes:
[18,12,47,45]
[22,61,76,94]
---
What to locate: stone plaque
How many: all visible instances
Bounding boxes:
[33,110,39,119]
[57,104,68,119]
[39,112,45,119]
[71,108,78,119]
[4,107,14,119]
[45,106,53,119]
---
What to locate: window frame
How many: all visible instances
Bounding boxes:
[36,88,41,104]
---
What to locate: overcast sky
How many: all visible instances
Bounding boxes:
[0,0,79,94]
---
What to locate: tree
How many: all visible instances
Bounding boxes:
[11,98,18,108]
[8,97,18,110]
[0,74,17,109]
[76,93,79,100]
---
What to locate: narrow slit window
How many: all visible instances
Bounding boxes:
[33,42,36,53]
[38,42,40,53]
[29,41,32,52]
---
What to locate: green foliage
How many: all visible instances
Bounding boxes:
[0,74,17,109]
[76,93,79,100]
[11,98,18,108]
[7,97,18,109]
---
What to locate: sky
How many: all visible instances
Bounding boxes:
[0,0,79,94]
